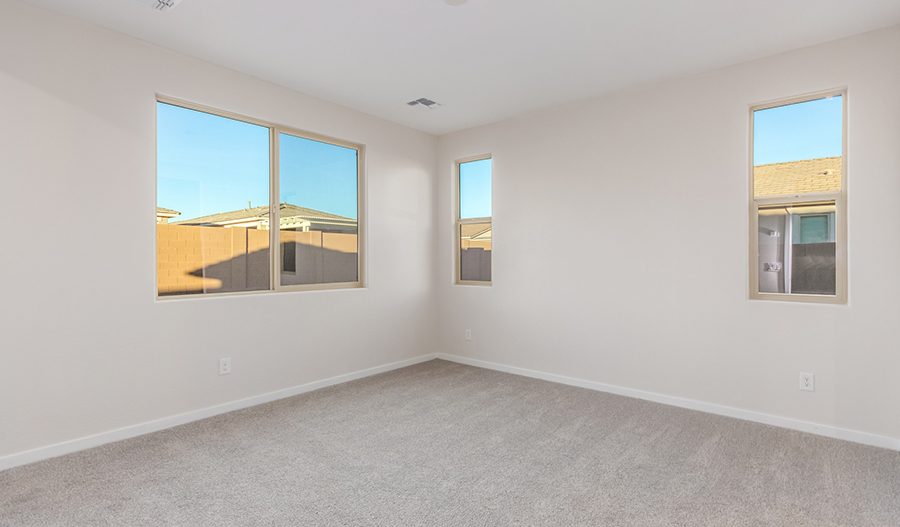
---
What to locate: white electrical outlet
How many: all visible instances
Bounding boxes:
[220,358,231,375]
[465,329,472,341]
[800,372,814,391]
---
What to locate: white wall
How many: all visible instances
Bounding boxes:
[437,25,900,443]
[0,0,437,460]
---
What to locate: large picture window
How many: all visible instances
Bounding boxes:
[156,97,364,298]
[750,90,846,303]
[456,155,492,285]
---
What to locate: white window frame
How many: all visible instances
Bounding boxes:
[748,88,847,304]
[455,154,492,286]
[156,95,366,300]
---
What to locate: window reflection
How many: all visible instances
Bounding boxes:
[758,202,836,295]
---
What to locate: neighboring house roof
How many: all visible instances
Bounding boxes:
[174,203,355,227]
[175,205,271,225]
[461,223,491,241]
[754,156,841,197]
[258,204,355,223]
[156,206,181,218]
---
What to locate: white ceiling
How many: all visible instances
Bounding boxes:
[21,0,900,135]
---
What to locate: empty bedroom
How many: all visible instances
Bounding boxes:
[1,0,899,525]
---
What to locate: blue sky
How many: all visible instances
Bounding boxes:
[459,158,492,219]
[280,133,357,219]
[753,95,842,166]
[157,102,269,222]
[157,102,357,222]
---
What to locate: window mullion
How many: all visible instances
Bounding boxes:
[458,217,492,225]
[753,191,841,207]
[270,126,280,291]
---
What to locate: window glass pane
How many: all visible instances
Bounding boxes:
[459,158,492,219]
[279,133,358,286]
[157,102,270,296]
[753,95,842,197]
[758,202,836,295]
[799,216,829,244]
[460,222,491,282]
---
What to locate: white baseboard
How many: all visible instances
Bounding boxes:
[437,353,900,452]
[0,353,438,472]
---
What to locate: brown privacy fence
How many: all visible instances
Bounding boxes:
[460,238,491,282]
[280,230,358,286]
[157,224,357,295]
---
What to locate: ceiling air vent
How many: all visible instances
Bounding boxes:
[407,98,441,109]
[130,0,183,12]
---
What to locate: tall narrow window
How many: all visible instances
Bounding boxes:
[156,97,364,298]
[457,156,492,284]
[750,91,846,302]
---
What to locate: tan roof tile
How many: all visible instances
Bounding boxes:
[754,157,841,197]
[175,203,354,225]
[460,223,491,239]
[156,206,180,217]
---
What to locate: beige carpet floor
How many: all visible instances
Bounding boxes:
[1,359,898,526]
